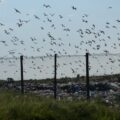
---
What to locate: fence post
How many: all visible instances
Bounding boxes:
[86,53,90,100]
[20,55,24,94]
[54,54,57,99]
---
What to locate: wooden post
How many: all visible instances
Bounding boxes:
[54,54,57,99]
[86,53,90,100]
[20,55,24,94]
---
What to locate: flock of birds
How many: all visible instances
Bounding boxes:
[0,53,120,80]
[0,2,120,80]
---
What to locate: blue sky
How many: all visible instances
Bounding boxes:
[0,0,120,57]
[1,0,120,80]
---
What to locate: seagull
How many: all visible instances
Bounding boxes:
[43,4,51,8]
[72,6,77,10]
[116,19,120,23]
[59,15,63,19]
[47,18,52,22]
[4,30,10,35]
[108,6,112,9]
[9,28,14,31]
[14,8,21,14]
[17,23,22,27]
[34,15,40,20]
[0,22,5,26]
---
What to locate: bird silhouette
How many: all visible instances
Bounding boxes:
[43,4,51,8]
[14,8,21,14]
[72,6,77,10]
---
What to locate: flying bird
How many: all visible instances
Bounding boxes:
[14,8,21,14]
[34,15,40,20]
[43,4,51,8]
[108,6,112,9]
[0,22,5,26]
[72,6,77,10]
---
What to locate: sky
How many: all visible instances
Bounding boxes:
[0,0,120,80]
[0,0,120,57]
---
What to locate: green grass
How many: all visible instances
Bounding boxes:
[0,90,119,120]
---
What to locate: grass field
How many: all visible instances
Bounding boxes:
[0,90,119,120]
